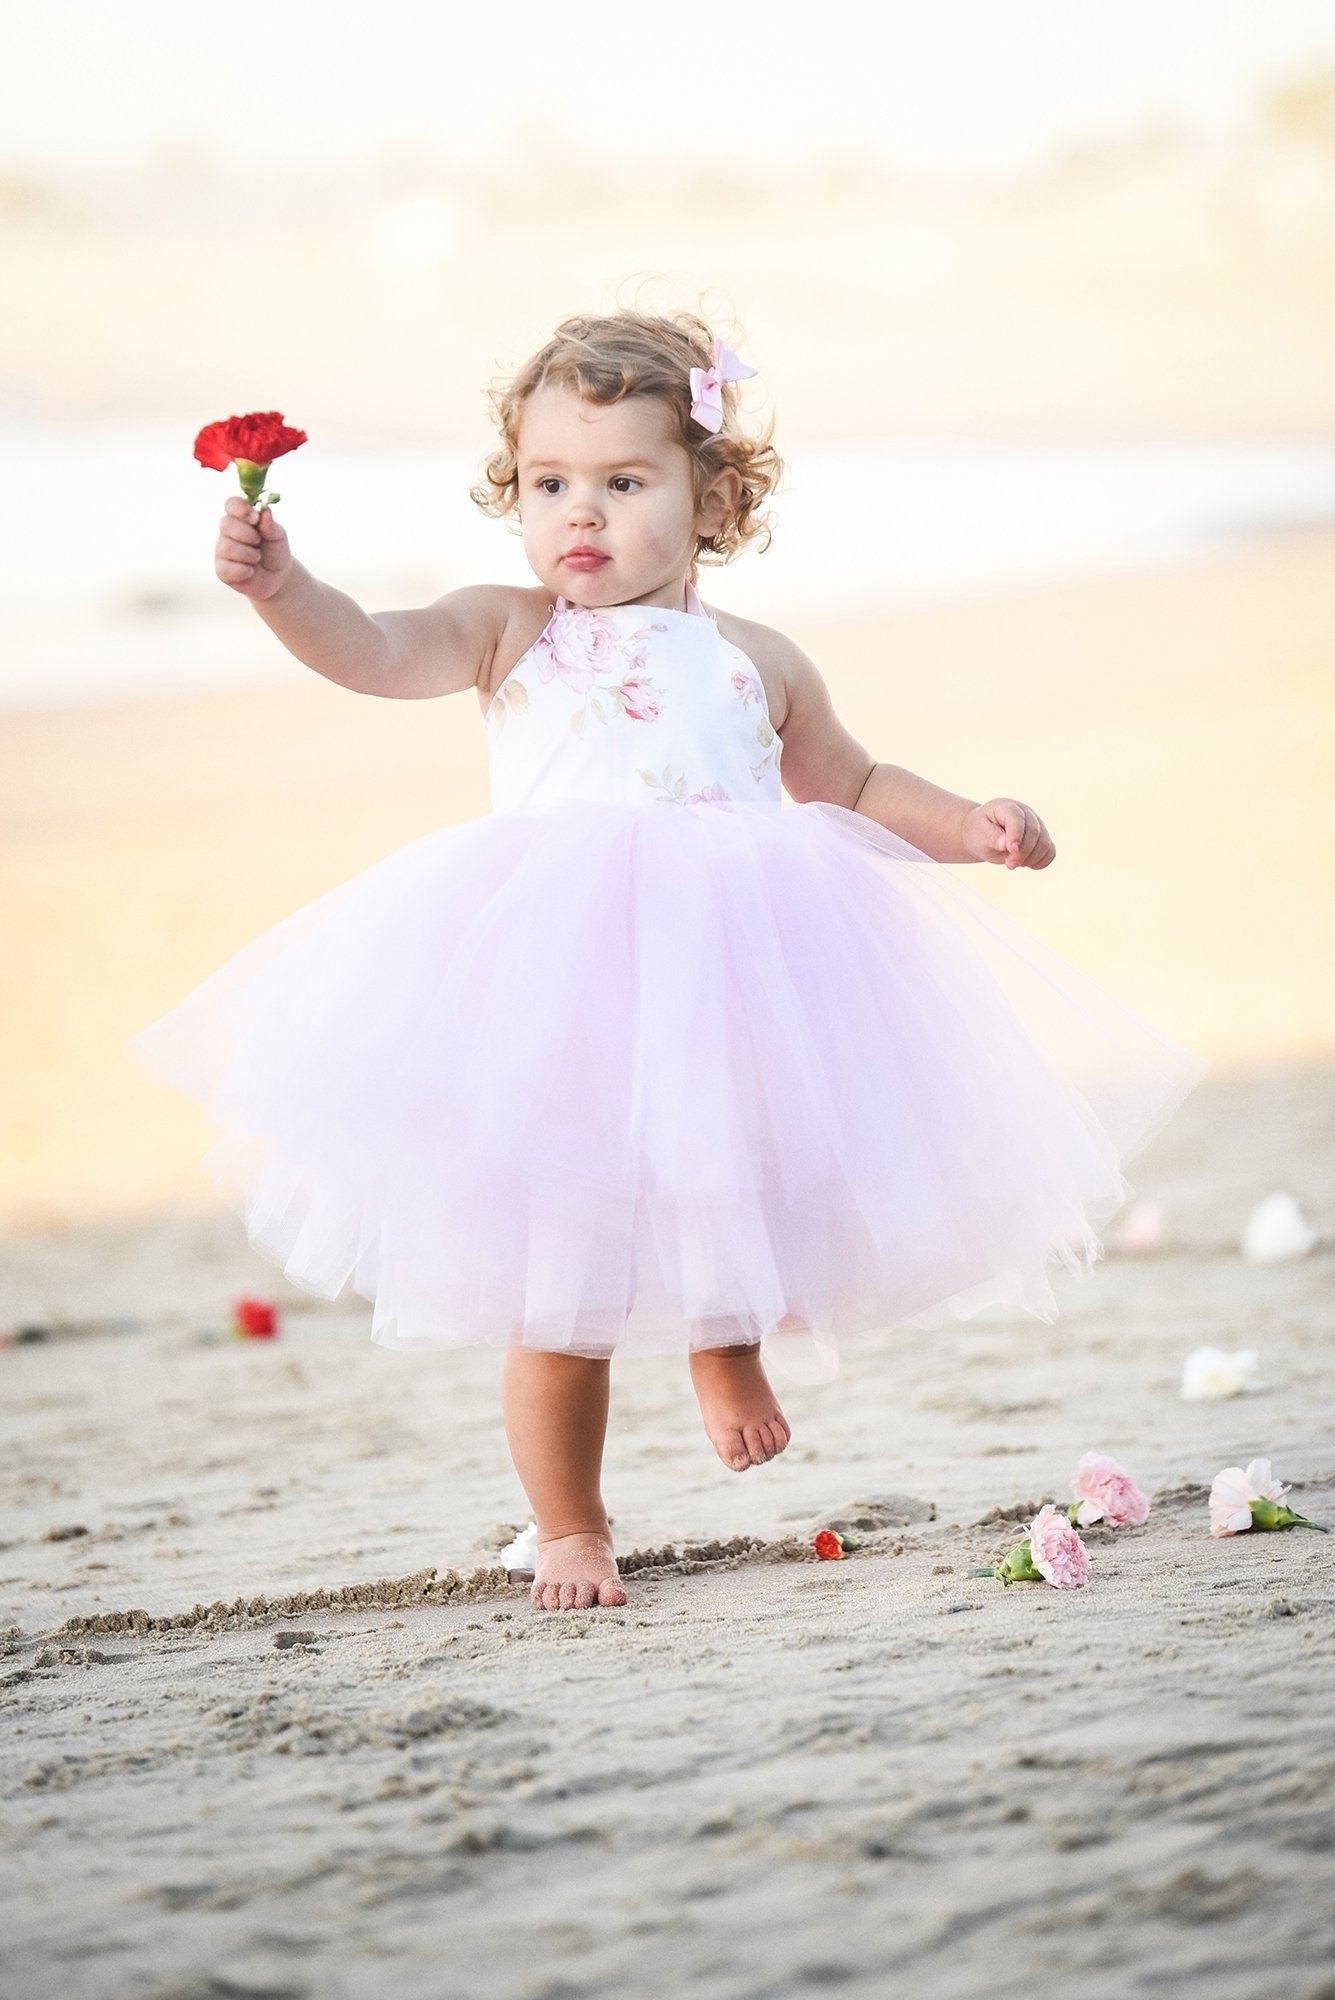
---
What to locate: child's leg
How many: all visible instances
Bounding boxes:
[688,1341,791,1472]
[501,1349,627,1611]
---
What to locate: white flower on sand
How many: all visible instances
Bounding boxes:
[1208,1459,1326,1536]
[499,1521,538,1570]
[1208,1459,1288,1535]
[1241,1191,1319,1264]
[1181,1345,1260,1401]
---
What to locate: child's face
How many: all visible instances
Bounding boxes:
[515,383,732,607]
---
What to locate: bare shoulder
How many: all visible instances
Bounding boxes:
[369,582,547,704]
[705,603,817,734]
[482,585,562,709]
[706,600,875,809]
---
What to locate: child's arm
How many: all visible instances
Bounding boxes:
[765,628,1055,869]
[214,497,508,700]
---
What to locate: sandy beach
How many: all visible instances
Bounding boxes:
[1,529,1333,1994]
[6,32,1335,1992]
[3,1056,1333,1998]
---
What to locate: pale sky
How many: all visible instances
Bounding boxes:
[9,0,1335,178]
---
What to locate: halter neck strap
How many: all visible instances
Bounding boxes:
[552,579,709,619]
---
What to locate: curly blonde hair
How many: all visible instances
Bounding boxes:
[469,308,783,568]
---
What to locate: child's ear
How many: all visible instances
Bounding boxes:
[699,468,743,537]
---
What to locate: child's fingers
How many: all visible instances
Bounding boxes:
[218,527,262,563]
[219,511,261,547]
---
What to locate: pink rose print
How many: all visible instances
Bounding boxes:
[533,606,623,692]
[637,766,732,805]
[536,608,670,733]
[620,679,662,722]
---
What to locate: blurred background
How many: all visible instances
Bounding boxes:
[3,0,1333,1233]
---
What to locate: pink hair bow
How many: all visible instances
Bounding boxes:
[688,337,757,433]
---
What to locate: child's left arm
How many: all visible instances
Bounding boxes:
[769,631,1056,869]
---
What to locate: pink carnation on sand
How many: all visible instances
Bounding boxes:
[969,1503,1091,1589]
[1027,1503,1092,1588]
[1070,1452,1150,1529]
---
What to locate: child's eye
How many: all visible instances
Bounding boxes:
[533,476,641,495]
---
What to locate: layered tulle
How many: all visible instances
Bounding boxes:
[125,798,1208,1380]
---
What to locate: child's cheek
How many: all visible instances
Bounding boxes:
[639,516,680,561]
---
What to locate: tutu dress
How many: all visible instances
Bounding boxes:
[126,579,1208,1382]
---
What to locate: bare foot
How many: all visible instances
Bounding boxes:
[530,1528,627,1611]
[689,1343,792,1472]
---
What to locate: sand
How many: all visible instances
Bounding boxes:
[2,1058,1334,1999]
[2,527,1334,1994]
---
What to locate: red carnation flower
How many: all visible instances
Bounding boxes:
[232,1295,278,1340]
[193,410,307,512]
[814,1529,847,1560]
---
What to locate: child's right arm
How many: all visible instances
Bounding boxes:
[214,496,507,702]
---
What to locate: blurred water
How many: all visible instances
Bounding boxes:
[3,416,1333,711]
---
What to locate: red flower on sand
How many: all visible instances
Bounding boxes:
[193,411,307,511]
[232,1295,278,1340]
[814,1528,858,1560]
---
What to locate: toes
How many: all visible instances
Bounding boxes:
[742,1424,769,1466]
[531,1572,622,1611]
[717,1428,752,1472]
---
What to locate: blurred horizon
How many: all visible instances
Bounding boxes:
[8,0,1334,453]
[9,0,1335,183]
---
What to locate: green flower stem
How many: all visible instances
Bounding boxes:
[234,459,280,513]
[968,1536,1043,1585]
[234,458,267,504]
[1251,1499,1329,1532]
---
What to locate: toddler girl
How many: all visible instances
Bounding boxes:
[127,308,1208,1612]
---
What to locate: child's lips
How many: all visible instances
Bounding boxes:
[564,550,609,569]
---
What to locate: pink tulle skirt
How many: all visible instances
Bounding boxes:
[125,798,1208,1381]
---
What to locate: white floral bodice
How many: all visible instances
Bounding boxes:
[485,579,783,814]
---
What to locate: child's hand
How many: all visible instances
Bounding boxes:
[962,797,1056,869]
[214,495,293,601]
